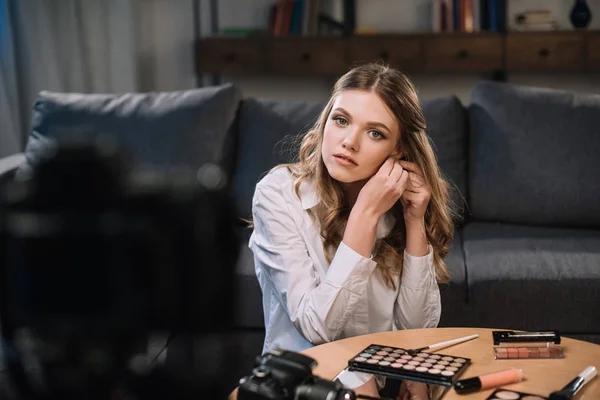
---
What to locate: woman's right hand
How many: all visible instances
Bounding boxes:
[354,156,409,219]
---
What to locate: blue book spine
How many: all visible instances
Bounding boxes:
[489,0,498,31]
[290,0,303,35]
[453,0,460,31]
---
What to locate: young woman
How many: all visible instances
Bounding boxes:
[248,62,455,397]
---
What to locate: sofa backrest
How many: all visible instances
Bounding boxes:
[231,98,325,220]
[17,84,241,179]
[232,95,469,224]
[420,95,468,222]
[468,81,600,228]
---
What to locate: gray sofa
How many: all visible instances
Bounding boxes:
[1,80,599,393]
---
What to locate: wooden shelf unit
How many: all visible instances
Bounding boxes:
[195,30,600,77]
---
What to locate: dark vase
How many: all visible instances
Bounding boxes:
[570,0,592,28]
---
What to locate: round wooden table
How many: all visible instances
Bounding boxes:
[300,327,600,399]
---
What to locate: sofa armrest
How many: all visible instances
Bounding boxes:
[0,153,26,183]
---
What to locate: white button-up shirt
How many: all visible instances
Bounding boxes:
[248,167,441,387]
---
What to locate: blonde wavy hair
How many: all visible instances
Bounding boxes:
[277,62,455,288]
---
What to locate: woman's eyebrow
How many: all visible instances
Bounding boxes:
[332,107,391,133]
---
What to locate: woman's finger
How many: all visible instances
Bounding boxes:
[389,162,404,182]
[377,156,396,177]
[403,173,426,193]
[396,167,409,187]
[401,191,423,207]
[408,172,426,189]
[398,160,423,176]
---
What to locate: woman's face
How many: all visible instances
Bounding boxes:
[321,89,401,184]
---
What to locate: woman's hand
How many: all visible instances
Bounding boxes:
[354,156,409,219]
[399,160,431,223]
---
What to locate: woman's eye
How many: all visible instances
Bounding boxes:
[369,130,384,139]
[334,117,348,126]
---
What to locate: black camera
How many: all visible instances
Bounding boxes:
[238,349,355,400]
[0,137,239,399]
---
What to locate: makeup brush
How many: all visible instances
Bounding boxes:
[548,366,597,400]
[406,333,479,356]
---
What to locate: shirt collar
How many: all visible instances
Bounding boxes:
[299,179,396,240]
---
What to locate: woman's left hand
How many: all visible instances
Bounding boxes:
[398,160,431,222]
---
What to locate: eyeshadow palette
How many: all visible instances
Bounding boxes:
[347,343,471,386]
[493,346,563,360]
[485,388,547,399]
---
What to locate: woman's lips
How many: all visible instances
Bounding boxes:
[333,154,358,166]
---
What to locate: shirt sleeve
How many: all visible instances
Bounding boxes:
[250,181,377,345]
[393,245,441,329]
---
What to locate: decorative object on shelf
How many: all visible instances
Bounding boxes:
[513,9,557,31]
[570,0,592,29]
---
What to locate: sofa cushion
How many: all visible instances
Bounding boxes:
[438,230,469,327]
[469,81,600,228]
[233,95,468,221]
[420,95,468,222]
[461,222,600,333]
[17,84,241,177]
[232,99,325,219]
[234,228,264,329]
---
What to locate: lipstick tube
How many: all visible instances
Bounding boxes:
[453,368,524,394]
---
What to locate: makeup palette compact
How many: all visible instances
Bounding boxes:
[492,330,563,360]
[347,343,471,386]
[485,388,547,400]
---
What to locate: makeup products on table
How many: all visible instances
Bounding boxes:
[548,366,597,400]
[454,368,524,394]
[493,330,563,360]
[494,346,563,360]
[484,388,547,400]
[347,344,471,386]
[493,331,561,347]
[406,333,479,356]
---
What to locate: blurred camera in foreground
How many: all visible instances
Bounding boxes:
[0,137,239,399]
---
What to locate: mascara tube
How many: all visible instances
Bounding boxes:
[548,366,597,400]
[454,368,524,394]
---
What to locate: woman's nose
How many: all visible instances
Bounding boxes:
[342,130,359,151]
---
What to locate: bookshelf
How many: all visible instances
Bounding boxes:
[195,30,600,79]
[194,0,599,79]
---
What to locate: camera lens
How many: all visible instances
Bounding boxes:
[252,366,270,380]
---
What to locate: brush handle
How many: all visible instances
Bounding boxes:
[549,366,597,399]
[572,366,597,395]
[428,334,479,351]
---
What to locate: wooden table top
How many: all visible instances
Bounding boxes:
[301,327,600,399]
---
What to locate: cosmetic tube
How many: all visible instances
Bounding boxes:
[453,368,524,394]
[548,366,597,400]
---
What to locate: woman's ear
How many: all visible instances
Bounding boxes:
[392,150,405,160]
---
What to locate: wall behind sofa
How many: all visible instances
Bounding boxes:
[142,0,600,103]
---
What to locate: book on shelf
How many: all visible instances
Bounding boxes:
[432,0,507,33]
[267,0,355,37]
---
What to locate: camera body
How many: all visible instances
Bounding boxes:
[239,349,355,400]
